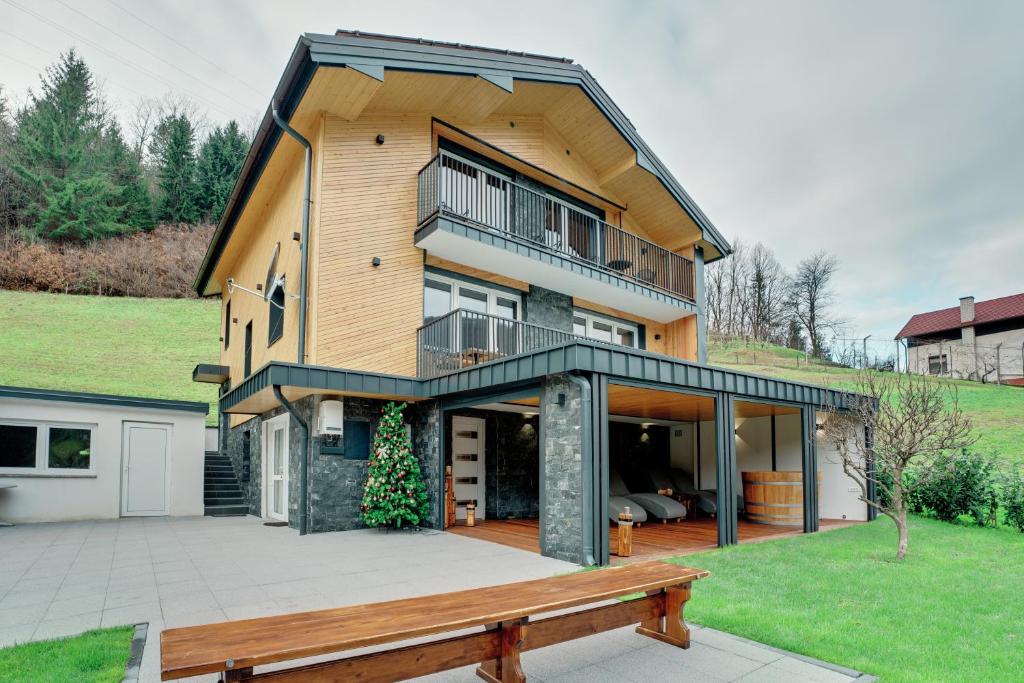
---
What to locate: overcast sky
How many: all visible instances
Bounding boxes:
[2,0,1022,341]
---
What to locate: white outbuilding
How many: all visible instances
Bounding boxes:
[0,386,209,524]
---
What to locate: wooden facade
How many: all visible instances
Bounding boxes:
[207,63,712,397]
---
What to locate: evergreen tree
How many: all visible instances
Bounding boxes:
[151,113,199,223]
[0,87,27,231]
[196,120,248,222]
[10,50,132,240]
[360,402,430,528]
[103,124,153,231]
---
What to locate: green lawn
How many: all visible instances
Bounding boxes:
[0,627,134,683]
[0,291,220,423]
[673,517,1024,682]
[709,340,1024,463]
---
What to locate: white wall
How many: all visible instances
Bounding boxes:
[204,426,220,452]
[816,413,868,521]
[691,412,866,521]
[908,327,1024,381]
[697,420,716,489]
[669,423,694,475]
[0,397,205,523]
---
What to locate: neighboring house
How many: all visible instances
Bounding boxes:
[896,293,1024,384]
[193,30,871,565]
[0,386,208,524]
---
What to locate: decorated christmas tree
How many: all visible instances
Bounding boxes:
[360,402,430,528]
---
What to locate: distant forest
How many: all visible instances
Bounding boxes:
[0,50,249,297]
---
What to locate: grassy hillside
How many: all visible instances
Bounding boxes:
[0,291,220,424]
[709,338,1024,463]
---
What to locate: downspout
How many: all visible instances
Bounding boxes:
[566,374,596,567]
[271,102,311,365]
[273,385,309,536]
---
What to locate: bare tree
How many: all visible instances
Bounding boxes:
[821,372,975,560]
[744,243,789,343]
[790,251,840,358]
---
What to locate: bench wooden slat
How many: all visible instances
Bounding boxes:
[160,561,707,680]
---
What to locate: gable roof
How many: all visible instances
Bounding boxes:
[193,30,732,295]
[895,292,1024,339]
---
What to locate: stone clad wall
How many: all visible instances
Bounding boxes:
[410,399,442,528]
[540,373,585,563]
[224,396,443,532]
[525,285,573,332]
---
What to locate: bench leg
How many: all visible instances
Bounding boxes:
[221,667,252,682]
[477,618,527,683]
[636,583,692,649]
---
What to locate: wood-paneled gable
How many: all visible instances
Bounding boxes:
[214,66,706,383]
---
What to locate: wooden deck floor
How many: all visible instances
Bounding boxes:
[448,517,858,562]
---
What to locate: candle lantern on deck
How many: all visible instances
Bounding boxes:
[617,507,633,557]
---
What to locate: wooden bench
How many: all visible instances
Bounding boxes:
[161,560,709,682]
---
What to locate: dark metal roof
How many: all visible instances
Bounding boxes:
[220,341,854,413]
[0,386,210,414]
[194,30,732,295]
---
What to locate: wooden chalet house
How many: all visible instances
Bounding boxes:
[193,31,871,565]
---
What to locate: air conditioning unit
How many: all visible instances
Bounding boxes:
[317,400,344,436]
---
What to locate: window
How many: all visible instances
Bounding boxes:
[244,321,253,377]
[343,420,371,460]
[0,422,94,473]
[572,310,639,348]
[928,354,948,375]
[47,427,91,469]
[0,424,37,468]
[224,300,231,349]
[422,273,522,323]
[268,278,285,346]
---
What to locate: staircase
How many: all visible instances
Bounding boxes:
[204,452,248,517]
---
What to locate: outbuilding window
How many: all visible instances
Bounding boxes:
[0,421,93,473]
[927,354,948,375]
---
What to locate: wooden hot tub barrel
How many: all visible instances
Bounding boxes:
[742,471,822,526]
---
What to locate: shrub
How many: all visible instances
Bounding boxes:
[1002,468,1024,533]
[916,450,1000,526]
[0,224,212,298]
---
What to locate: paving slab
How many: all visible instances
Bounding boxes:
[0,516,874,682]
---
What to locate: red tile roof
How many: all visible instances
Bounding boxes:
[896,292,1024,339]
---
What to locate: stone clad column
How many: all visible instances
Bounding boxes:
[540,373,585,563]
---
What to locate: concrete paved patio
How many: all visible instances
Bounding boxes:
[0,517,872,682]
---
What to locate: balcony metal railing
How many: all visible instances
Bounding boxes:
[417,152,696,301]
[417,308,580,378]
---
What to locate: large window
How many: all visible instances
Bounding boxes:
[244,321,253,377]
[0,422,93,473]
[573,310,639,348]
[423,273,522,357]
[422,273,521,323]
[224,300,231,349]
[268,278,285,346]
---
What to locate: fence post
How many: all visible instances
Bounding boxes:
[996,343,1002,385]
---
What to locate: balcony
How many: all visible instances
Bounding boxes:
[417,308,580,378]
[415,152,697,323]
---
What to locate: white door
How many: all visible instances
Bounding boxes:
[451,416,486,520]
[121,422,171,517]
[263,414,289,522]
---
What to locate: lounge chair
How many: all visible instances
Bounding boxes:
[608,486,647,526]
[665,468,719,515]
[610,469,687,522]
